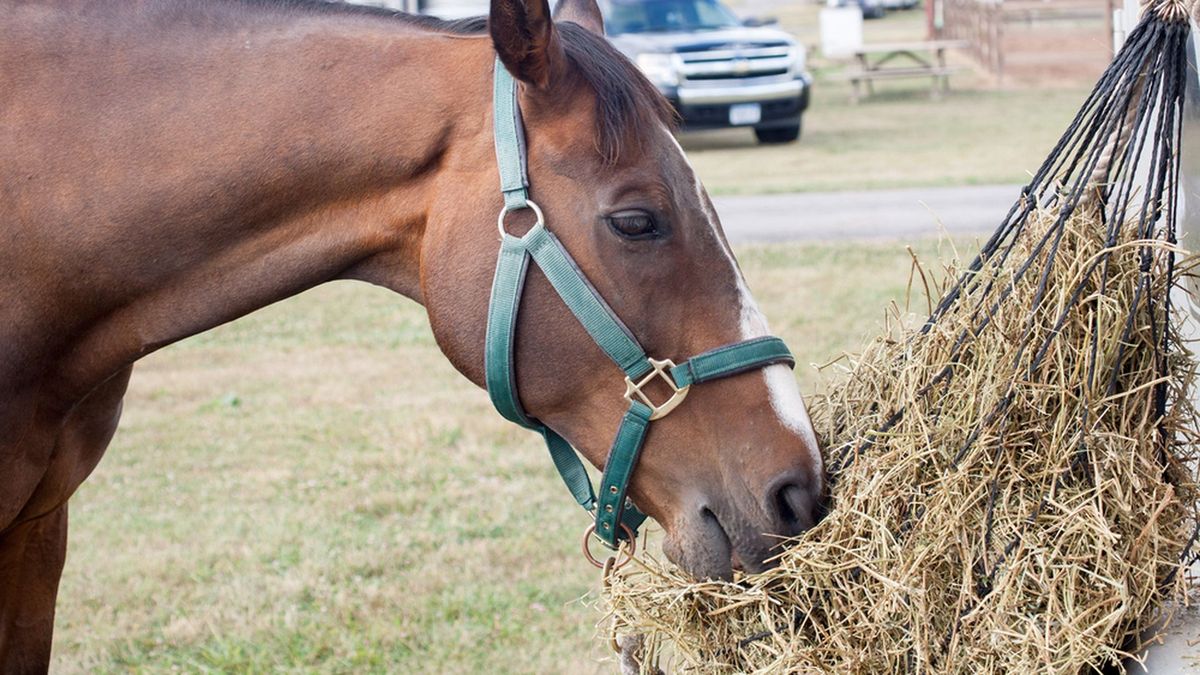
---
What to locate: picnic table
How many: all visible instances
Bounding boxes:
[841,40,968,103]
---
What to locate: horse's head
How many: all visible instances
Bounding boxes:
[420,0,823,579]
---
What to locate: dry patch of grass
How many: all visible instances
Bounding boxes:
[51,238,966,673]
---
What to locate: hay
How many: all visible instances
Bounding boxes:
[601,8,1200,674]
[604,210,1199,673]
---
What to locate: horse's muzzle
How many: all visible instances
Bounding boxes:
[662,474,823,581]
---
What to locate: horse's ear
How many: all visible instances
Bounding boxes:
[553,0,604,35]
[490,0,565,89]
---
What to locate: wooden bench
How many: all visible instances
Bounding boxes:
[833,40,968,103]
[837,65,963,102]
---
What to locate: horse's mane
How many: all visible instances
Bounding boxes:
[232,1,676,162]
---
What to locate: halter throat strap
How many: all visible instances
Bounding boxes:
[483,60,796,549]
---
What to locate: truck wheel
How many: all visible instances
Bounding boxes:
[754,122,801,144]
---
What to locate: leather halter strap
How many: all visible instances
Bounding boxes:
[484,60,796,549]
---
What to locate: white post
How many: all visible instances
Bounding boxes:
[1112,0,1141,51]
[819,6,865,59]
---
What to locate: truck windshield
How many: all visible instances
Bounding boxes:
[602,0,743,35]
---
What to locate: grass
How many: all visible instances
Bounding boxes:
[51,237,972,674]
[682,84,1090,195]
[685,2,1093,194]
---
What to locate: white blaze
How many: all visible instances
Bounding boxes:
[733,269,823,464]
[670,132,823,470]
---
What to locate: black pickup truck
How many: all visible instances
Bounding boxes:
[601,0,811,143]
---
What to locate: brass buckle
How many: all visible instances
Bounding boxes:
[623,358,690,421]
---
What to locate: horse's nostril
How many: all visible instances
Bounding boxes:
[772,483,816,536]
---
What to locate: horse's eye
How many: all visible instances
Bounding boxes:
[606,210,660,240]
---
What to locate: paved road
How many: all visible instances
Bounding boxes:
[714,184,1024,243]
[1131,577,1200,674]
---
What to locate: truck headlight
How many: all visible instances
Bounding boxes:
[635,52,680,88]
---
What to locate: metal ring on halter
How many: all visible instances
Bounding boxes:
[582,522,636,569]
[496,199,544,237]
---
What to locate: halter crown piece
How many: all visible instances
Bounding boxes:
[484,60,797,559]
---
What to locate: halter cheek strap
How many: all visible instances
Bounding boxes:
[484,60,796,552]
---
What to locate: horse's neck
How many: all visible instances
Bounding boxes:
[3,6,492,402]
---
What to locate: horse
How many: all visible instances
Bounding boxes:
[0,0,824,669]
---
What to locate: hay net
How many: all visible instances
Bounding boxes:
[602,7,1200,674]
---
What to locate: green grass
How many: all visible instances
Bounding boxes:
[52,237,970,674]
[682,83,1089,195]
[687,3,1093,194]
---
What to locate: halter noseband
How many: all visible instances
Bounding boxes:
[484,60,797,557]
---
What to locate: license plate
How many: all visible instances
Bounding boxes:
[729,103,762,126]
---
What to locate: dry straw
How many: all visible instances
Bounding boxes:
[602,5,1200,673]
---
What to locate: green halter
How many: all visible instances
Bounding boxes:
[484,60,796,554]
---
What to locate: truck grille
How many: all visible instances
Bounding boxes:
[676,44,794,83]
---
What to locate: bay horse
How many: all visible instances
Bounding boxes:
[0,0,824,669]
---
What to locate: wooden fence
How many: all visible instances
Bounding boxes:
[938,0,1114,81]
